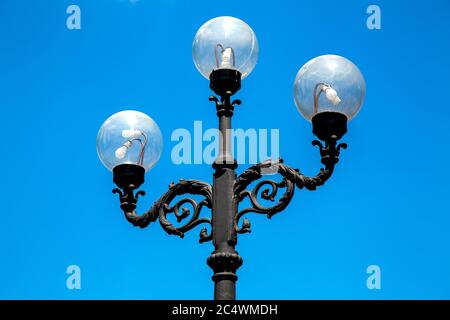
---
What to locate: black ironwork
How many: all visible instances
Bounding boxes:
[110,68,348,300]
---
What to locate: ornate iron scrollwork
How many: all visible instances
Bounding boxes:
[233,137,347,234]
[158,179,213,243]
[113,179,213,243]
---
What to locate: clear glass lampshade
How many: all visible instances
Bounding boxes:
[192,16,259,79]
[96,110,163,172]
[293,54,366,121]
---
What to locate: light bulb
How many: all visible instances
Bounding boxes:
[115,141,132,159]
[97,110,163,172]
[333,96,341,105]
[115,146,128,159]
[324,87,341,105]
[219,47,234,69]
[122,129,142,139]
[192,16,259,79]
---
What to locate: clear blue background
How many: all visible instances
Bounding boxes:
[0,0,449,299]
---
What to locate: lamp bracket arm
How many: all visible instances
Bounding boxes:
[114,179,213,243]
[113,186,156,228]
[233,138,347,234]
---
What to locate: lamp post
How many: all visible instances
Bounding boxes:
[96,16,366,300]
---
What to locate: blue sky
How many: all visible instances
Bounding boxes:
[0,0,449,299]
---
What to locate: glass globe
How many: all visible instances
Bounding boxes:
[192,16,259,79]
[96,110,163,172]
[293,54,366,121]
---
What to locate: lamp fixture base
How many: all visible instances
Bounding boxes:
[210,69,241,96]
[113,164,145,189]
[312,112,348,141]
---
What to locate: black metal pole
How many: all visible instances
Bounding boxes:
[207,94,242,300]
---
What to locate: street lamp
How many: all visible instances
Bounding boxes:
[96,16,365,300]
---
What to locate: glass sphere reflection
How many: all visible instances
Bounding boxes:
[293,54,366,121]
[96,110,163,172]
[192,16,259,79]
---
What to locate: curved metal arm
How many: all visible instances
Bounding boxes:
[233,137,347,234]
[112,186,156,228]
[113,180,213,243]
